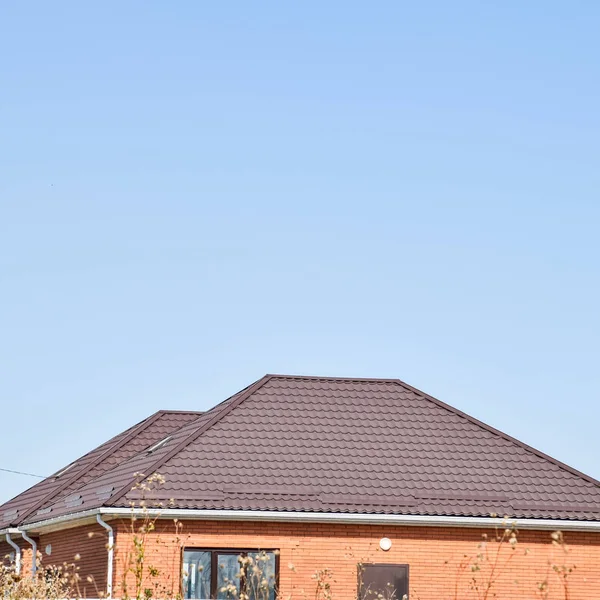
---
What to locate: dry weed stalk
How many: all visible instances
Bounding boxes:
[119,472,183,600]
[0,552,82,599]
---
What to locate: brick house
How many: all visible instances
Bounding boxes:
[1,374,600,599]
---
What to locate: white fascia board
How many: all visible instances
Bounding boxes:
[20,507,600,534]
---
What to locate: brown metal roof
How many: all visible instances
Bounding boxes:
[0,410,201,529]
[5,375,600,526]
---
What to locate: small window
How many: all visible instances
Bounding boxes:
[183,549,278,600]
[146,436,172,453]
[359,563,409,600]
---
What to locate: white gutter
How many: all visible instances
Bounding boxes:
[20,507,101,531]
[18,507,600,533]
[19,529,38,576]
[5,532,21,574]
[96,514,114,599]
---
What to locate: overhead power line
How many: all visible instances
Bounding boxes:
[0,467,46,479]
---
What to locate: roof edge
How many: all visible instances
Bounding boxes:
[7,410,168,527]
[20,507,600,535]
[392,378,600,489]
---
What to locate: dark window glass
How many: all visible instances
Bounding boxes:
[359,564,409,600]
[183,551,211,599]
[216,554,241,599]
[183,549,278,600]
[247,551,277,600]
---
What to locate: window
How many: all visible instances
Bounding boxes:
[183,549,279,600]
[359,564,409,600]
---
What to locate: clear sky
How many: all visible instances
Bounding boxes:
[1,2,599,504]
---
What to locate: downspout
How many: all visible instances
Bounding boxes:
[96,514,114,599]
[20,530,38,576]
[5,533,21,574]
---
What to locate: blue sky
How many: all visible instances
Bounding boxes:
[1,1,599,503]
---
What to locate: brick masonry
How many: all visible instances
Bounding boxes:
[1,523,110,598]
[39,522,110,598]
[110,519,600,600]
[3,519,600,598]
[0,537,33,573]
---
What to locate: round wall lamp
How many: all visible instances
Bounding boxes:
[379,537,392,551]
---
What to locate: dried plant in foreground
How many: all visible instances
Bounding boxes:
[0,555,80,600]
[118,472,183,600]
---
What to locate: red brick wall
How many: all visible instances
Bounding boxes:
[1,539,16,568]
[0,537,35,575]
[111,519,600,600]
[39,522,110,598]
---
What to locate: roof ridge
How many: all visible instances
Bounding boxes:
[156,410,204,415]
[104,375,273,507]
[13,410,166,524]
[266,373,400,383]
[392,378,600,489]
